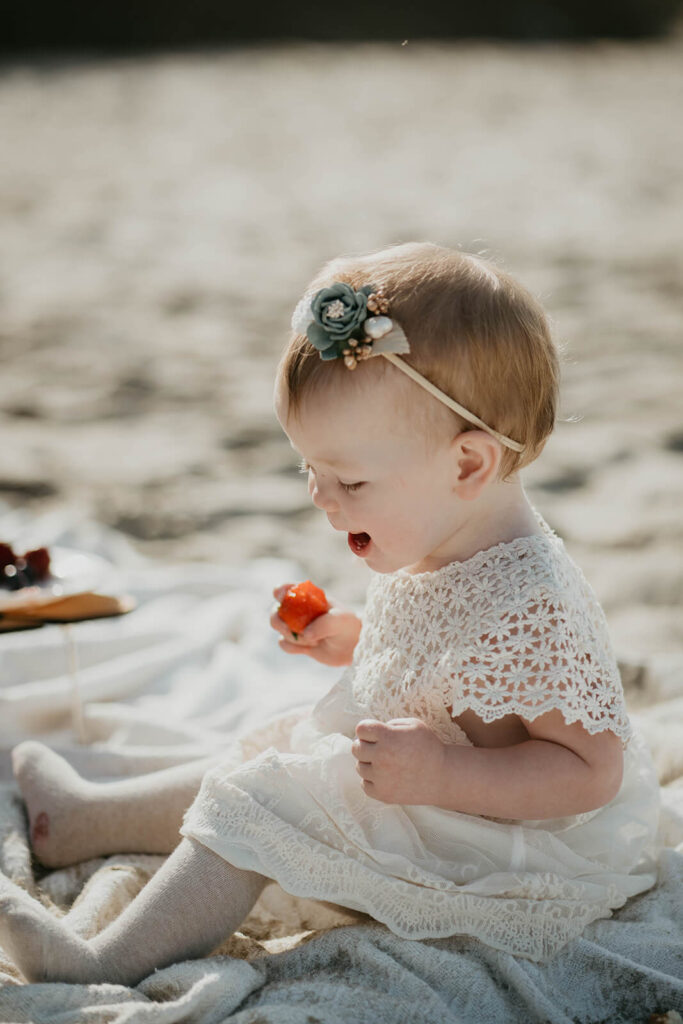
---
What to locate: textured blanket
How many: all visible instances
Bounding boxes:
[0,513,681,1023]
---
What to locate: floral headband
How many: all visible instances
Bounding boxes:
[291,282,525,454]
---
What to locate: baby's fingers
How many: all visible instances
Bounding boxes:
[278,637,315,656]
[272,583,295,603]
[269,607,291,637]
[296,612,333,644]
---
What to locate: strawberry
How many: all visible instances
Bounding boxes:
[0,542,51,588]
[277,580,329,638]
[24,547,51,582]
[0,543,16,570]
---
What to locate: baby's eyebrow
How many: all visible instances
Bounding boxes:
[289,444,361,474]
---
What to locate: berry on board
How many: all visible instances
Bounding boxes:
[0,542,52,589]
[0,544,15,570]
[24,547,51,581]
[277,580,329,638]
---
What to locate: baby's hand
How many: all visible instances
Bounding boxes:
[270,583,362,667]
[351,718,446,805]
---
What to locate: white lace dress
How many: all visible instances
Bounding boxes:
[180,513,660,961]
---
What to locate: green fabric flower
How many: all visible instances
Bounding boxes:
[307,283,375,360]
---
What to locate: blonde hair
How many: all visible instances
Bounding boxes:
[278,242,560,480]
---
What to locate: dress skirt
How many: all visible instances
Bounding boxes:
[180,705,660,962]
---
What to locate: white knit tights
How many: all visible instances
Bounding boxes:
[0,837,266,986]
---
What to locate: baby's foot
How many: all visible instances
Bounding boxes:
[11,741,96,868]
[0,873,99,982]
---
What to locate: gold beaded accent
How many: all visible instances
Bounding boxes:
[342,341,372,370]
[337,288,391,370]
[367,290,390,316]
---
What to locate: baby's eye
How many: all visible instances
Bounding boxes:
[296,462,366,493]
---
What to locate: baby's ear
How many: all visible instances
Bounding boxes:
[452,431,502,498]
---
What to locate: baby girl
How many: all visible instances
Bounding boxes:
[0,242,659,985]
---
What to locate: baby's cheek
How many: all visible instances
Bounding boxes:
[389,517,420,550]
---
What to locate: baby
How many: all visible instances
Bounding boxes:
[0,243,660,985]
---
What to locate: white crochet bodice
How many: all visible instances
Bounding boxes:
[329,513,631,748]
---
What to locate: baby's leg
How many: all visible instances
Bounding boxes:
[12,741,222,867]
[0,837,266,985]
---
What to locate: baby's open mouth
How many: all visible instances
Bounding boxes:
[348,532,372,556]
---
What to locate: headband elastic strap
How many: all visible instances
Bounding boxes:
[382,353,525,454]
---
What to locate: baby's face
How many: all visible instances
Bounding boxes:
[276,367,467,574]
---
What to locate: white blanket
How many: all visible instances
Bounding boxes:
[0,511,682,1023]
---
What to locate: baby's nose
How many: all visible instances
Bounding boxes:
[310,479,339,513]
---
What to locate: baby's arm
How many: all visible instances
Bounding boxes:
[352,711,624,818]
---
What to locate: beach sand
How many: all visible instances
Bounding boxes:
[1,40,682,670]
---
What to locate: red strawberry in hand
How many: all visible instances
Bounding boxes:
[277,580,329,638]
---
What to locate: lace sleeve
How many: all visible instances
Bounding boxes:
[442,588,632,744]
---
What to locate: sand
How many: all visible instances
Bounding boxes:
[1,39,682,668]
